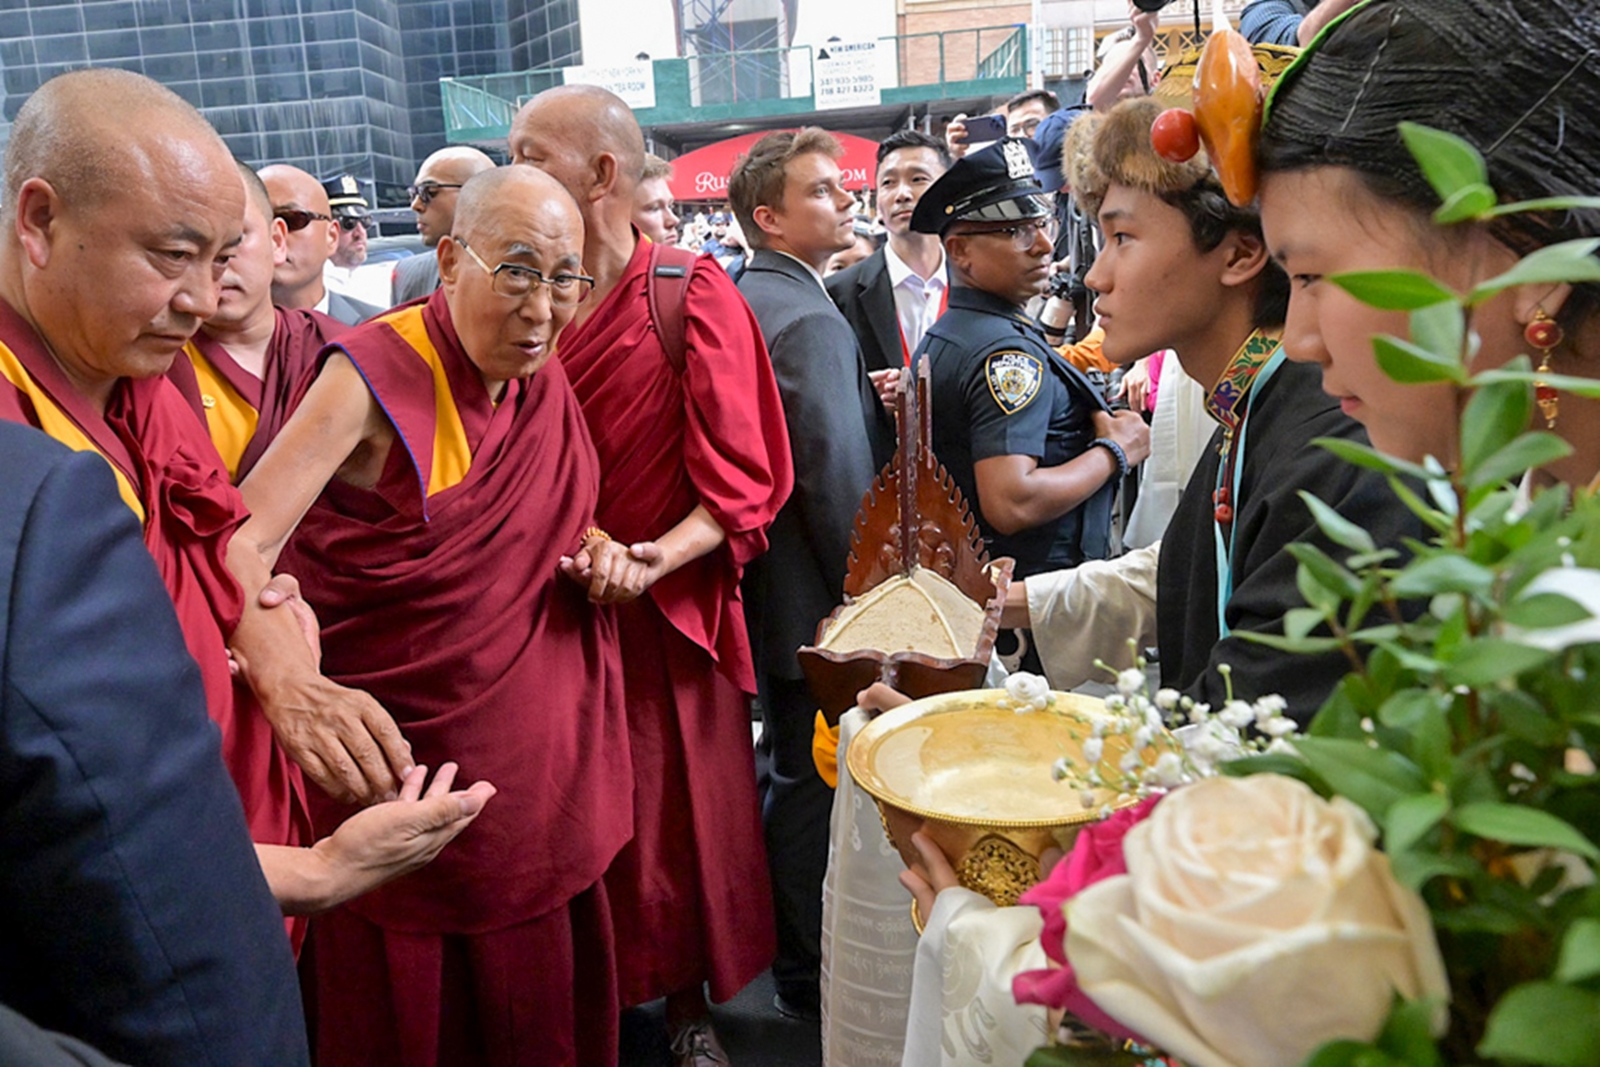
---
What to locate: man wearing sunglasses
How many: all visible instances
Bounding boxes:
[392,146,495,306]
[911,137,1149,580]
[233,165,637,1066]
[258,164,380,327]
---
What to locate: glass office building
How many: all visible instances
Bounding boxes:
[0,0,582,201]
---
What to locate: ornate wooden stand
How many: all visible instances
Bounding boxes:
[799,360,1014,723]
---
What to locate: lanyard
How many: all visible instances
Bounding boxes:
[898,284,950,366]
[1212,347,1287,638]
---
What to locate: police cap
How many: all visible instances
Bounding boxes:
[910,137,1053,236]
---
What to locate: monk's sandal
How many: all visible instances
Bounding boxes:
[669,1018,730,1067]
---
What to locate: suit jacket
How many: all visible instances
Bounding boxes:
[325,287,382,326]
[391,249,441,307]
[738,250,894,682]
[826,247,902,374]
[0,423,310,1067]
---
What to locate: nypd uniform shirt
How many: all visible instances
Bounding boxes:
[915,285,1114,578]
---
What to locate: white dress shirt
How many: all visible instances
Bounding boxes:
[884,241,948,359]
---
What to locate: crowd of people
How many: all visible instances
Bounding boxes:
[1,1,1597,1066]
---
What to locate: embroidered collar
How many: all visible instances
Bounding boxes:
[1205,330,1284,434]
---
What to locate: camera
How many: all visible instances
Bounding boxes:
[1131,0,1175,10]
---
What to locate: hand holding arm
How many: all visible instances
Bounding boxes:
[574,504,729,604]
[234,354,413,806]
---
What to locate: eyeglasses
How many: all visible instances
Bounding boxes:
[457,240,594,306]
[336,214,370,232]
[409,182,463,206]
[274,208,334,232]
[956,217,1058,251]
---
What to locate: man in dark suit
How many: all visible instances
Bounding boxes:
[259,164,381,326]
[731,128,893,1020]
[0,422,309,1066]
[826,130,952,398]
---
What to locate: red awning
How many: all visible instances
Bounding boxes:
[666,130,879,202]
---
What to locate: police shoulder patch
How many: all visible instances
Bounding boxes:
[984,350,1043,414]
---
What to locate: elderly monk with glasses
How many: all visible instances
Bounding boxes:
[234,165,636,1067]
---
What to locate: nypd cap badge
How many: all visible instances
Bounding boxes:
[985,351,1043,414]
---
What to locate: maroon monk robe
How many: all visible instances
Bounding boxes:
[277,290,630,1067]
[167,306,345,479]
[557,237,795,1006]
[0,299,311,857]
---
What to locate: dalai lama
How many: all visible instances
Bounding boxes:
[234,165,634,1067]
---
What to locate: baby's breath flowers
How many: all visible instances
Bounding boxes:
[1038,652,1301,809]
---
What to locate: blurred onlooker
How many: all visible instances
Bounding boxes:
[700,211,734,257]
[1240,0,1361,45]
[1087,3,1163,111]
[391,146,495,306]
[1004,88,1060,138]
[828,129,951,388]
[824,218,877,276]
[634,153,680,245]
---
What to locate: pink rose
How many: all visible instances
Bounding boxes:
[1012,795,1162,1040]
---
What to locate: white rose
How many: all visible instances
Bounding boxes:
[1064,774,1449,1067]
[1005,671,1051,711]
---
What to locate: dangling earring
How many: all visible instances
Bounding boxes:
[1527,308,1565,429]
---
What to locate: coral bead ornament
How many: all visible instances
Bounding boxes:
[1152,108,1202,163]
[1527,309,1566,428]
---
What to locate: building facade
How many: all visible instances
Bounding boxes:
[0,0,582,202]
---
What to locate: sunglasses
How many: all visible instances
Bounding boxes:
[274,208,333,232]
[408,182,463,206]
[337,214,371,232]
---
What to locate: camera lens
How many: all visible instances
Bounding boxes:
[1131,0,1172,10]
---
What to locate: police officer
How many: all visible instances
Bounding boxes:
[910,137,1149,579]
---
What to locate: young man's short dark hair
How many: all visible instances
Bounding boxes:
[727,127,841,251]
[875,129,951,170]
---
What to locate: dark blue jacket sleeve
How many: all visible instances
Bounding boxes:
[1239,0,1305,45]
[0,428,309,1067]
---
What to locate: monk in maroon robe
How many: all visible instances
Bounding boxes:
[0,68,491,936]
[167,161,345,482]
[511,84,793,1062]
[236,165,633,1066]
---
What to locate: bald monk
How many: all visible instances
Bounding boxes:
[259,164,381,326]
[235,166,634,1067]
[166,161,345,481]
[393,145,496,305]
[511,85,792,1062]
[0,68,490,928]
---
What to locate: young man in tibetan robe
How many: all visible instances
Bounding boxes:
[166,161,345,482]
[0,68,487,944]
[510,84,793,1062]
[236,165,635,1067]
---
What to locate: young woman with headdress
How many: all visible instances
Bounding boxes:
[1255,0,1600,480]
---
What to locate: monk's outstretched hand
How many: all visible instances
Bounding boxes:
[281,762,496,914]
[257,674,415,807]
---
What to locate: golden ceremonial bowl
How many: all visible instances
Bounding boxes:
[846,688,1143,910]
